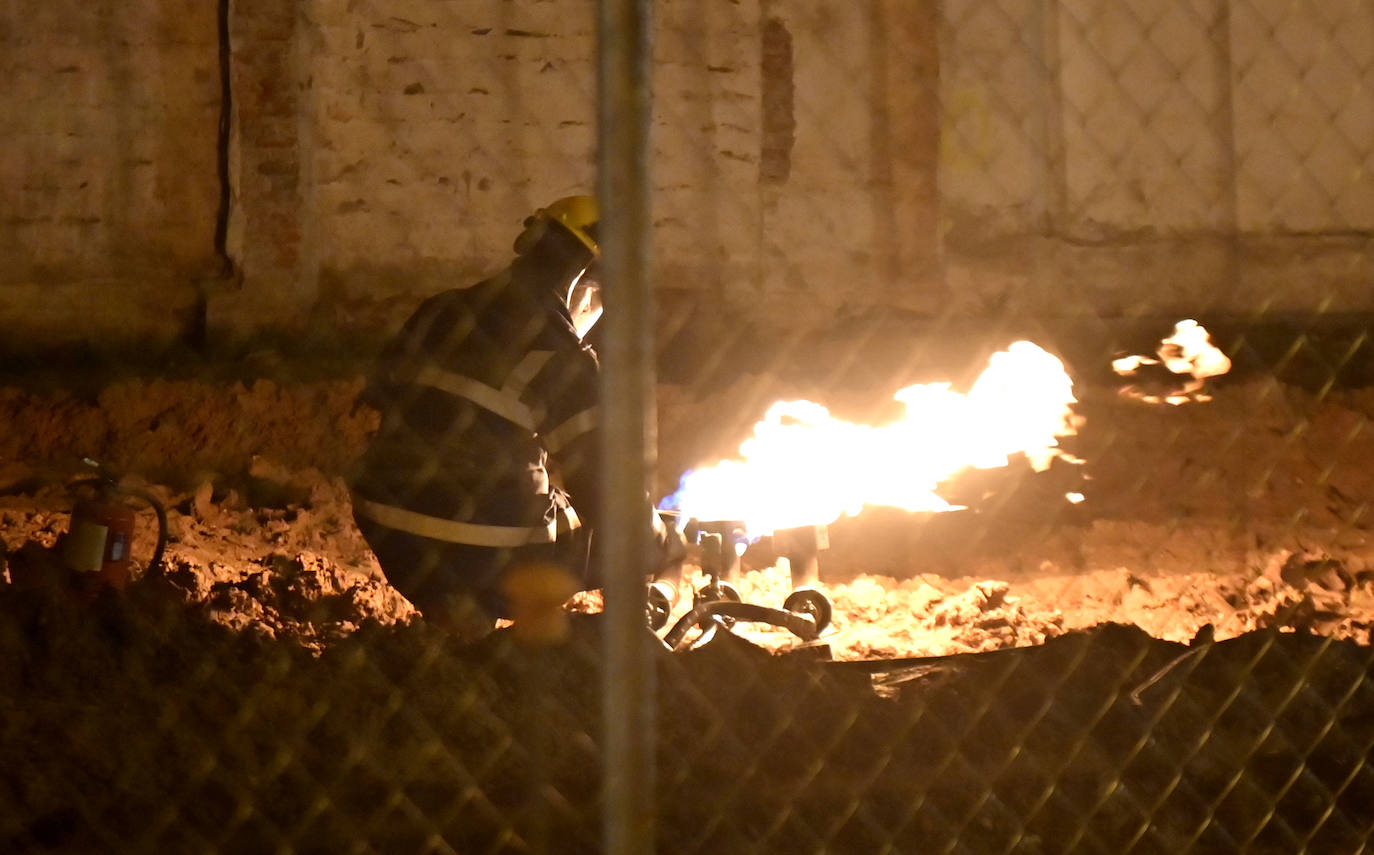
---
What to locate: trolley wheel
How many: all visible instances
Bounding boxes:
[694,580,741,606]
[694,581,741,628]
[646,583,674,631]
[782,588,832,635]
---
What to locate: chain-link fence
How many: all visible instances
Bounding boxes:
[2,1,1374,852]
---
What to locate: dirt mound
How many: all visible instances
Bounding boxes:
[2,370,1374,850]
[2,578,1370,852]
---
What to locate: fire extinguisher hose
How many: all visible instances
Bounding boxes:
[68,477,168,577]
[123,486,168,576]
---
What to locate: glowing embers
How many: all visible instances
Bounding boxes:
[1113,319,1232,405]
[669,341,1082,538]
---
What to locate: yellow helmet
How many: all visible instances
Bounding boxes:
[514,195,600,258]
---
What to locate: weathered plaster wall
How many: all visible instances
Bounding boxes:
[284,0,940,337]
[940,0,1374,319]
[300,0,600,334]
[752,0,941,322]
[0,0,221,350]
[0,0,1369,356]
[0,0,940,350]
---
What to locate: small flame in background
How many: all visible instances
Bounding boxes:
[666,341,1082,537]
[1112,319,1232,405]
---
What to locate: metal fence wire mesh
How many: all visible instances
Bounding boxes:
[2,1,1374,853]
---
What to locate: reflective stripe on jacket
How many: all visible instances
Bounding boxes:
[407,354,552,432]
[354,497,580,548]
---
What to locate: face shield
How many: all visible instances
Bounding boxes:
[567,272,603,340]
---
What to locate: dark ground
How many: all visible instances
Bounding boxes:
[3,323,1374,852]
[1,574,1371,853]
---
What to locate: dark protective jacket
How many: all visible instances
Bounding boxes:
[348,262,601,598]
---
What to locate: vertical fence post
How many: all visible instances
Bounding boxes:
[597,1,656,853]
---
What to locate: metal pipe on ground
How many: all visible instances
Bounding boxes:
[774,523,828,590]
[775,524,834,634]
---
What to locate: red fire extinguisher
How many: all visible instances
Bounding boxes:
[60,459,167,592]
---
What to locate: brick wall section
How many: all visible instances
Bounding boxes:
[758,17,795,187]
[225,0,311,301]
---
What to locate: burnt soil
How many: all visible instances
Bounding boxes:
[3,365,1374,852]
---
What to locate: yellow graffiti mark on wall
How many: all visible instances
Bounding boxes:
[940,85,1003,172]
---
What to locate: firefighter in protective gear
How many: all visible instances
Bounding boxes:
[348,195,685,635]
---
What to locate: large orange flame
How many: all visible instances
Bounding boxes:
[671,341,1081,536]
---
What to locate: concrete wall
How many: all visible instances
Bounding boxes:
[940,0,1374,319]
[0,0,1369,356]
